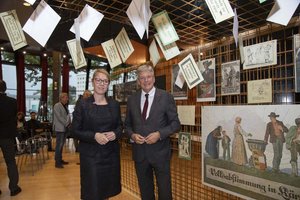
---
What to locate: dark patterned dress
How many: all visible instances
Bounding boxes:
[72,96,122,200]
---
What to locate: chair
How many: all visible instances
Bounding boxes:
[16,136,46,176]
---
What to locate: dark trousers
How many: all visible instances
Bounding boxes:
[135,159,172,200]
[55,131,67,164]
[0,138,20,191]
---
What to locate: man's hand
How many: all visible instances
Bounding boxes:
[95,132,109,145]
[131,133,145,144]
[145,131,160,144]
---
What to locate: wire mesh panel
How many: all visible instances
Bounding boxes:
[119,24,300,200]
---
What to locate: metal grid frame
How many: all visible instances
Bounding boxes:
[46,0,286,48]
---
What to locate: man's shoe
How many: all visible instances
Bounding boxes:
[61,160,69,165]
[10,187,22,196]
[55,164,64,168]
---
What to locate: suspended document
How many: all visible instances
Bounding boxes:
[114,28,134,63]
[152,10,179,46]
[70,4,104,42]
[23,0,61,47]
[267,0,300,26]
[205,0,234,24]
[66,39,87,70]
[126,0,152,40]
[154,33,180,61]
[178,54,204,89]
[149,39,160,67]
[0,10,27,51]
[102,39,122,69]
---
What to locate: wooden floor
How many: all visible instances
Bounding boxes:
[0,141,139,200]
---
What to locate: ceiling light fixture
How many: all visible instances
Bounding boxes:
[23,2,31,7]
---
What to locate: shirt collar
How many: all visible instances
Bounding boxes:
[142,87,156,97]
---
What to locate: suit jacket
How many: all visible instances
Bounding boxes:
[264,120,288,143]
[125,88,181,163]
[71,96,123,157]
[52,102,70,132]
[0,93,17,139]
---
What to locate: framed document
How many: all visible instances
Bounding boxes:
[197,58,216,102]
[221,60,240,95]
[177,105,195,126]
[101,39,122,69]
[178,54,204,89]
[294,34,300,93]
[152,10,179,46]
[243,40,277,70]
[178,132,192,160]
[205,0,234,24]
[66,39,87,69]
[115,27,134,63]
[0,10,27,51]
[247,79,272,104]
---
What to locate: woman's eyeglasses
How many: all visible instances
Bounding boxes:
[94,78,109,85]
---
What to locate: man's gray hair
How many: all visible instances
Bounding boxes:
[137,64,154,77]
[59,92,68,100]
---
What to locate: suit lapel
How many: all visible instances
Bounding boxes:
[135,90,142,119]
[147,89,161,120]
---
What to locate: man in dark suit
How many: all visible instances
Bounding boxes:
[0,80,22,196]
[125,65,181,200]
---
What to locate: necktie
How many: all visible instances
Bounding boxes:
[142,94,149,120]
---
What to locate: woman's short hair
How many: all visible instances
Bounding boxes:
[92,69,110,82]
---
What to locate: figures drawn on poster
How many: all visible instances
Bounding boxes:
[243,40,277,70]
[264,112,288,173]
[205,126,222,159]
[231,117,252,166]
[202,105,300,200]
[221,60,240,95]
[178,132,191,160]
[286,117,300,176]
[221,130,231,161]
[197,58,216,102]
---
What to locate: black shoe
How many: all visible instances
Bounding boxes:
[55,164,64,168]
[10,187,22,196]
[61,160,69,165]
[0,189,2,195]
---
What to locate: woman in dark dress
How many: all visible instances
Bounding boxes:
[72,69,122,200]
[205,126,222,159]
